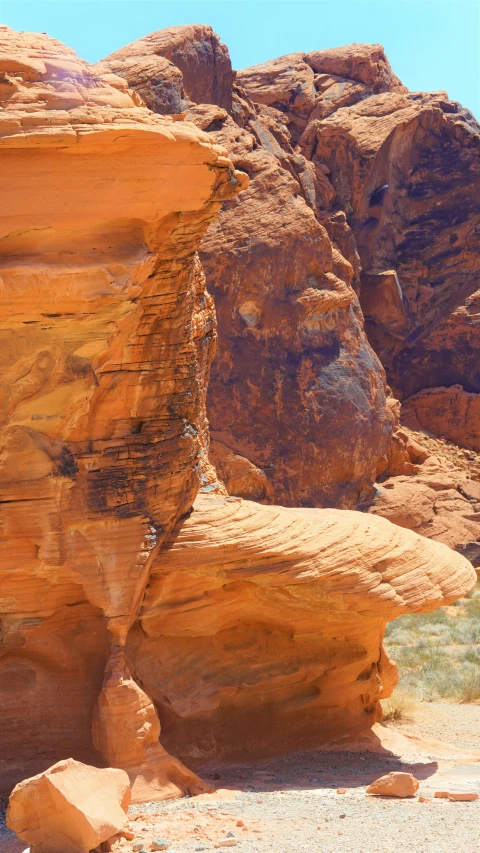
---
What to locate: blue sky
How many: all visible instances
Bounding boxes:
[2,1,479,117]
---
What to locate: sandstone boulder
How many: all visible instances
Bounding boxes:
[366,771,419,797]
[7,759,130,853]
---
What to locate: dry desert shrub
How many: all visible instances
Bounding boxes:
[384,582,480,703]
[381,689,418,723]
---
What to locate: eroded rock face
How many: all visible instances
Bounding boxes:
[1,25,477,812]
[95,25,232,114]
[128,493,474,763]
[102,30,397,508]
[237,44,406,142]
[199,107,393,508]
[402,386,480,453]
[0,26,243,795]
[298,88,480,399]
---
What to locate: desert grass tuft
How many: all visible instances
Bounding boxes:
[381,689,418,723]
[384,581,480,703]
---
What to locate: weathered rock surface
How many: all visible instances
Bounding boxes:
[104,30,480,517]
[6,758,130,853]
[0,26,243,796]
[127,494,475,763]
[237,44,406,142]
[103,30,398,508]
[298,87,480,399]
[366,770,419,797]
[95,25,232,114]
[199,106,394,508]
[1,25,478,825]
[402,386,480,453]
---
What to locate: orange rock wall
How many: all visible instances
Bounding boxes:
[0,26,243,794]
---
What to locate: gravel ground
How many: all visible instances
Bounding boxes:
[2,707,479,853]
[394,701,480,752]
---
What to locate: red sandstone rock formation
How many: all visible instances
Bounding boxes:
[0,25,243,797]
[0,25,477,814]
[94,25,232,114]
[402,386,480,453]
[101,29,480,522]
[101,31,396,508]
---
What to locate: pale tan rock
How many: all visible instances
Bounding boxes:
[6,758,130,853]
[366,771,419,797]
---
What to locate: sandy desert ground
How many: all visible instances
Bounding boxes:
[2,702,479,853]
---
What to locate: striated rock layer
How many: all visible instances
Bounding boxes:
[100,32,397,509]
[102,31,480,517]
[130,494,474,763]
[0,26,243,796]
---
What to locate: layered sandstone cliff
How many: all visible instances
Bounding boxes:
[0,26,244,797]
[130,493,474,763]
[0,26,477,808]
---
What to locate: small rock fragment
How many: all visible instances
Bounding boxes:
[366,771,419,798]
[447,793,478,802]
[120,829,135,840]
[151,840,169,851]
[337,788,347,794]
